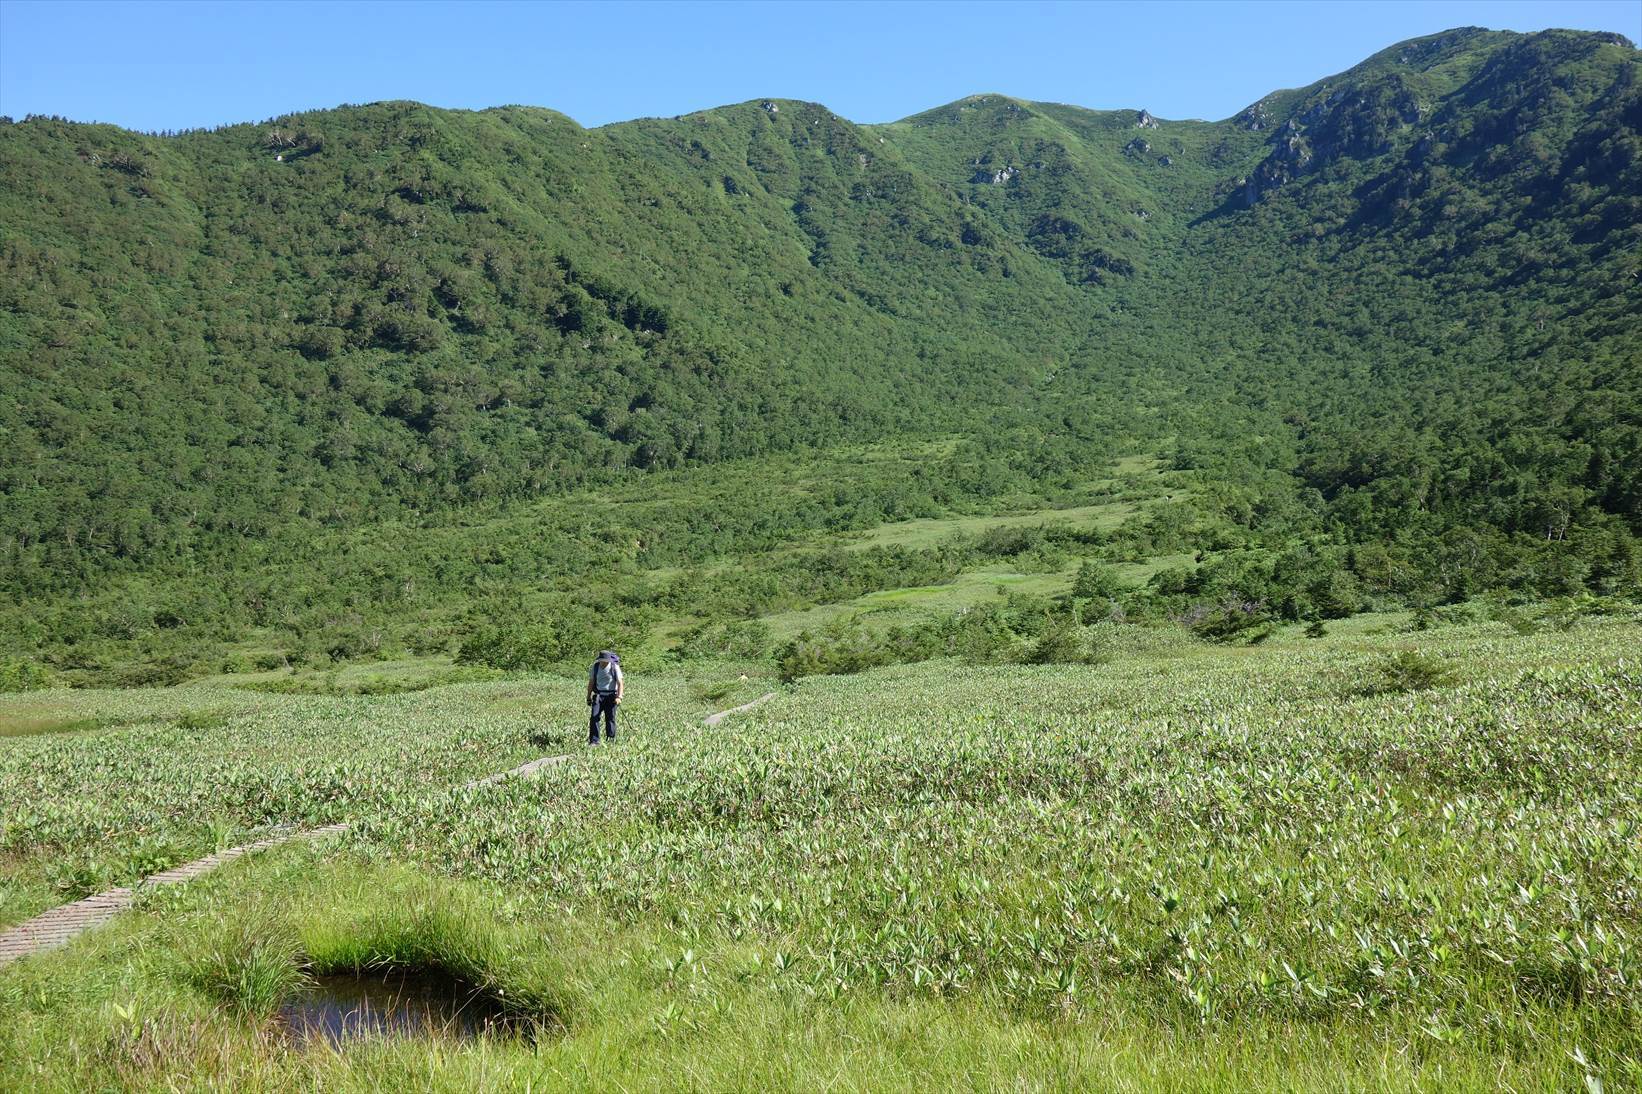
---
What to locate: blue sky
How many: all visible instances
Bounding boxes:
[1,0,1636,131]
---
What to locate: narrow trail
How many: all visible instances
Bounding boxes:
[705,691,777,726]
[0,692,780,969]
[0,824,352,968]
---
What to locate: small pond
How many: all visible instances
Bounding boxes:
[277,966,535,1046]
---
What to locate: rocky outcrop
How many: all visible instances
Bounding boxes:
[1235,101,1272,131]
[972,165,1018,185]
[1124,137,1151,156]
[1240,74,1424,204]
[1244,130,1312,203]
[1134,109,1159,129]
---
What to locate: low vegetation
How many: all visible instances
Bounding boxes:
[2,615,1638,1089]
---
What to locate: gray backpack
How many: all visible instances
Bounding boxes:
[592,655,620,694]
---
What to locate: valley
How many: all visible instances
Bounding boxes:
[1,22,1639,1090]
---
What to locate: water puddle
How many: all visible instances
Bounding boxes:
[277,966,535,1046]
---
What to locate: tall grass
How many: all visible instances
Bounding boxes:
[183,911,306,1017]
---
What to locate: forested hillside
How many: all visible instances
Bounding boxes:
[1,26,1638,677]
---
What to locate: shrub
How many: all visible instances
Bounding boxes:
[217,652,253,674]
[458,623,583,671]
[173,709,230,732]
[975,525,1044,558]
[673,619,772,660]
[1026,619,1095,664]
[0,658,52,692]
[691,680,737,704]
[1181,598,1274,643]
[113,655,202,688]
[1307,569,1363,619]
[1373,649,1457,693]
[323,625,385,663]
[1495,606,1544,636]
[950,606,1024,664]
[1071,560,1125,601]
[775,628,887,683]
[458,607,650,672]
[406,630,456,657]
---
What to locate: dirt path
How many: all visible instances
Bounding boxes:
[0,695,779,968]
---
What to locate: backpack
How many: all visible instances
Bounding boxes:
[592,655,620,694]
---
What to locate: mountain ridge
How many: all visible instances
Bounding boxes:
[1,25,1638,676]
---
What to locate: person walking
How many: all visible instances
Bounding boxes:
[587,649,624,745]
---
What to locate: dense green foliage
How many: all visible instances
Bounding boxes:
[1,27,1638,681]
[0,442,1153,684]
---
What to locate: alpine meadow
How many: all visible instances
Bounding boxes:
[2,21,1640,1092]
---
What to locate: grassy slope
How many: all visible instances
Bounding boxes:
[2,616,1638,1089]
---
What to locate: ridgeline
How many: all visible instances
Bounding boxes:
[1,26,1638,681]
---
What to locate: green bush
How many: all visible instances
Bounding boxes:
[458,623,586,671]
[112,655,201,689]
[673,619,772,660]
[0,658,52,692]
[322,625,385,663]
[1373,649,1457,693]
[775,627,889,683]
[1182,599,1274,644]
[1026,619,1098,665]
[217,652,253,674]
[173,709,230,732]
[1071,560,1126,601]
[406,630,456,657]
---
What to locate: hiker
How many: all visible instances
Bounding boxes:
[587,649,624,745]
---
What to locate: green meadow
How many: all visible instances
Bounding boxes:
[3,612,1639,1090]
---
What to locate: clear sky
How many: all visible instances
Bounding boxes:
[1,0,1636,132]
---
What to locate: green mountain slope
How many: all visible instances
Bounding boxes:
[1,27,1637,643]
[0,98,1091,563]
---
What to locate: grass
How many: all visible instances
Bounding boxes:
[2,616,1639,1089]
[184,912,308,1017]
[756,549,1194,644]
[760,566,1077,642]
[1,831,1631,1090]
[834,500,1146,552]
[0,856,60,929]
[0,710,151,739]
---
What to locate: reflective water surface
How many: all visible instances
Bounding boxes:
[277,967,534,1046]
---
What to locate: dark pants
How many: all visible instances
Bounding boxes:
[589,693,617,743]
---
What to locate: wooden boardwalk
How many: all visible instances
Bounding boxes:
[704,691,777,726]
[0,824,351,967]
[0,695,777,969]
[0,755,563,968]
